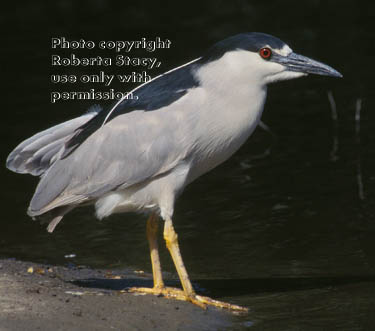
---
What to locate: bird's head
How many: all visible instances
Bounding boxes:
[197,32,342,88]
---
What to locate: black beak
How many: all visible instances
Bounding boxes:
[274,52,343,78]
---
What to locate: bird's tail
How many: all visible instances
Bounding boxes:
[6,106,102,231]
[35,205,74,233]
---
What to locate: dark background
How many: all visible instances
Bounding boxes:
[1,1,375,330]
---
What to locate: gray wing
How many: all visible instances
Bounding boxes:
[6,108,100,176]
[10,59,200,217]
[28,108,191,216]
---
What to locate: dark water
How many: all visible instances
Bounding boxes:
[2,1,375,330]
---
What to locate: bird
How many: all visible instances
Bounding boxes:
[6,32,342,311]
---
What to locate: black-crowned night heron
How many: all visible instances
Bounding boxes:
[6,33,342,311]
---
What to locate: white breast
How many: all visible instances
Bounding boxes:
[181,51,268,183]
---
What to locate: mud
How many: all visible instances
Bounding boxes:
[0,259,232,331]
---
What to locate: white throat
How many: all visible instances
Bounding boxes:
[194,51,268,127]
[179,52,268,182]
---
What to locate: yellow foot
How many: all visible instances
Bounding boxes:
[126,286,248,312]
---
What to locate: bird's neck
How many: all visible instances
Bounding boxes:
[195,60,268,137]
[194,52,268,126]
[186,63,267,169]
[205,84,267,144]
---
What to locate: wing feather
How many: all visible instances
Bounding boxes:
[6,112,98,176]
[28,107,192,216]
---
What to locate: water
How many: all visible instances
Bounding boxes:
[2,1,375,330]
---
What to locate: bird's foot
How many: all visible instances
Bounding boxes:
[193,294,248,312]
[126,286,248,312]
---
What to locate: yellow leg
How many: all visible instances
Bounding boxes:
[163,217,247,311]
[163,217,195,296]
[127,215,247,312]
[147,213,164,289]
[128,213,164,294]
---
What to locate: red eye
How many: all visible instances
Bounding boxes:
[259,47,272,60]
